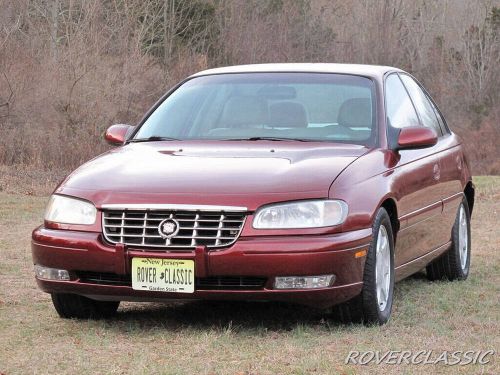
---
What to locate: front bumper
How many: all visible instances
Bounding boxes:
[32,227,371,308]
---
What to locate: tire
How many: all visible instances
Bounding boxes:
[426,198,471,281]
[51,293,120,319]
[333,208,395,325]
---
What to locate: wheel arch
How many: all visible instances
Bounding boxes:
[379,197,400,241]
[464,181,475,215]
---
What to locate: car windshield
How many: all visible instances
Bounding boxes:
[133,73,376,145]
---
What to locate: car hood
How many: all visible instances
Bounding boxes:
[57,141,368,210]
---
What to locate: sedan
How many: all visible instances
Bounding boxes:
[32,63,474,324]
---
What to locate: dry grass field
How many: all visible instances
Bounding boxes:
[0,176,498,375]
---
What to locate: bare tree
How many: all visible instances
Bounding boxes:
[0,0,498,173]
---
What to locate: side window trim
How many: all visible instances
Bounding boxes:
[398,73,446,137]
[427,95,448,136]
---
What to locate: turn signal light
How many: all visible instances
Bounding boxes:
[34,265,70,281]
[274,275,335,289]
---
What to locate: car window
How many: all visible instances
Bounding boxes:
[399,74,443,135]
[385,73,420,128]
[428,97,449,135]
[134,73,376,145]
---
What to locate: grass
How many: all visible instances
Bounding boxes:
[0,176,498,374]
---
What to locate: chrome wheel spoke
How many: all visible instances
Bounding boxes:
[379,285,387,306]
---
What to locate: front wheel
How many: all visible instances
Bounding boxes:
[51,293,120,319]
[333,208,395,325]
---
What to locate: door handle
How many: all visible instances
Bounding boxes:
[433,164,440,181]
[456,155,463,171]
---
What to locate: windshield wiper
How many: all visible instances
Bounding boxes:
[129,136,181,143]
[222,136,311,142]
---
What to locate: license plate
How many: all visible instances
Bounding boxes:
[131,257,195,293]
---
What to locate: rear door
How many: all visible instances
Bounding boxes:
[385,73,444,266]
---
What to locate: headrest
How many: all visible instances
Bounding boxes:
[220,96,268,128]
[338,98,372,128]
[269,101,308,128]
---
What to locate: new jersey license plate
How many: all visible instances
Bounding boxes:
[131,257,195,293]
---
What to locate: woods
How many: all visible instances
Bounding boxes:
[0,0,499,174]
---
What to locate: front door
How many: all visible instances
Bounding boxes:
[385,73,446,267]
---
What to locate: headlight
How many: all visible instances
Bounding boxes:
[253,200,348,229]
[44,195,97,225]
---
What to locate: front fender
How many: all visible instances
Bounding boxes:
[329,149,399,232]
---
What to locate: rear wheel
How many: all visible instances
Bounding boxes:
[426,198,471,281]
[333,208,395,325]
[51,293,120,319]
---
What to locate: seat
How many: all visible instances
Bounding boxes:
[269,101,308,128]
[219,96,268,128]
[337,98,372,128]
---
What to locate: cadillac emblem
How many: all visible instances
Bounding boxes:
[158,218,180,239]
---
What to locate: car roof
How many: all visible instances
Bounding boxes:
[191,63,403,80]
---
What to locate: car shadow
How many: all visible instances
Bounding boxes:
[406,270,428,280]
[113,299,332,331]
[106,270,431,331]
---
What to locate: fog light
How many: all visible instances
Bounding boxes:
[34,265,70,281]
[274,275,335,289]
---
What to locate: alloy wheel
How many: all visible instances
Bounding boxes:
[375,225,391,311]
[458,204,469,271]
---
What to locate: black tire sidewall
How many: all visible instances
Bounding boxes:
[51,293,119,319]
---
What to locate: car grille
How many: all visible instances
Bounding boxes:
[76,272,267,290]
[77,271,131,286]
[102,209,246,249]
[196,276,267,290]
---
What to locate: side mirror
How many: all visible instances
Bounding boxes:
[396,126,438,150]
[104,124,134,146]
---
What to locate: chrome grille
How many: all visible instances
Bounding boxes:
[102,208,246,249]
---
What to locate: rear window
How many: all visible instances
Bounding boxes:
[135,73,376,145]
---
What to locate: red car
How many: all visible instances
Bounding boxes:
[32,64,474,324]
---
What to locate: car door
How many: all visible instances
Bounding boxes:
[429,102,465,232]
[385,73,445,267]
[398,76,466,241]
[399,74,465,238]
